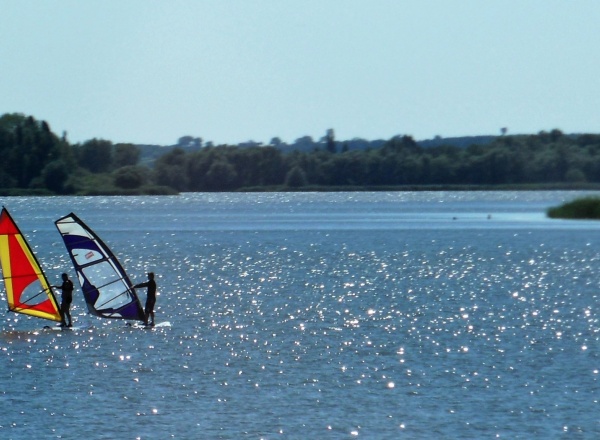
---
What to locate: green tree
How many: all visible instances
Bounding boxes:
[40,160,70,194]
[153,147,188,191]
[77,139,113,173]
[205,160,237,190]
[114,143,140,168]
[256,147,286,186]
[285,166,308,188]
[325,129,336,153]
[114,165,148,189]
[0,114,64,188]
[293,136,316,151]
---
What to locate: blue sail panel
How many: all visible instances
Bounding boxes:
[55,213,145,321]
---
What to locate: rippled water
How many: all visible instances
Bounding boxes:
[1,192,600,439]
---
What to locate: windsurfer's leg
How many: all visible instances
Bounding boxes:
[60,304,67,326]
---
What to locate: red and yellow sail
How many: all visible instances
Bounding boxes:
[0,207,62,322]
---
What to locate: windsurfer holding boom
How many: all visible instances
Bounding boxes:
[53,273,74,327]
[134,272,156,326]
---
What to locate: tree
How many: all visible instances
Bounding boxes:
[256,147,285,185]
[293,136,316,152]
[270,137,283,147]
[383,135,418,154]
[40,160,70,194]
[114,143,140,168]
[113,165,148,189]
[178,136,194,147]
[153,147,188,191]
[325,128,336,153]
[285,166,308,188]
[77,139,113,173]
[565,168,586,183]
[0,114,64,188]
[178,136,202,148]
[205,160,237,190]
[185,151,212,190]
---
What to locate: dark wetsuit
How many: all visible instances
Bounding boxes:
[58,279,74,326]
[136,279,156,319]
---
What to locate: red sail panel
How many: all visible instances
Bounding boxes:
[0,208,62,322]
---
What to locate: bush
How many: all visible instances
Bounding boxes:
[547,197,600,219]
[113,166,148,189]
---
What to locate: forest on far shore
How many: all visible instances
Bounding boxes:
[2,112,600,195]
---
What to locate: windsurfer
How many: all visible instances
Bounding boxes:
[134,272,156,326]
[53,273,74,327]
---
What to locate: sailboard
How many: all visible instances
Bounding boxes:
[0,207,62,323]
[54,213,145,322]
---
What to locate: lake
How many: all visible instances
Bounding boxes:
[1,191,599,439]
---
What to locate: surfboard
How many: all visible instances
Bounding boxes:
[43,324,93,332]
[131,321,171,329]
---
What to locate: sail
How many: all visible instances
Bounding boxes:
[0,207,62,322]
[54,213,145,321]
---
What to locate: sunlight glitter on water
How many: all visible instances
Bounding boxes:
[2,192,600,438]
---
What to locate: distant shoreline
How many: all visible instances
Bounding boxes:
[3,183,600,196]
[238,183,600,192]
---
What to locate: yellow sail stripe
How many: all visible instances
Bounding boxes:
[0,235,14,306]
[0,232,61,322]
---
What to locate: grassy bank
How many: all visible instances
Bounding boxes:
[547,197,600,219]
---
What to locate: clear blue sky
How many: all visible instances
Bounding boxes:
[2,1,599,146]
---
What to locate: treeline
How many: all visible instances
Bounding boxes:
[0,113,174,195]
[152,129,600,191]
[2,112,600,195]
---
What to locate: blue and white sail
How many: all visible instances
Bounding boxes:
[54,213,145,321]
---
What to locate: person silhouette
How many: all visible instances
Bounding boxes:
[134,272,157,326]
[53,273,74,327]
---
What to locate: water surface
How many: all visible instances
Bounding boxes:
[1,191,599,438]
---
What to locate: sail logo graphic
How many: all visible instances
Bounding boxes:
[85,251,95,260]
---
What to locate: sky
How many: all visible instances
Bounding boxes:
[2,1,600,146]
